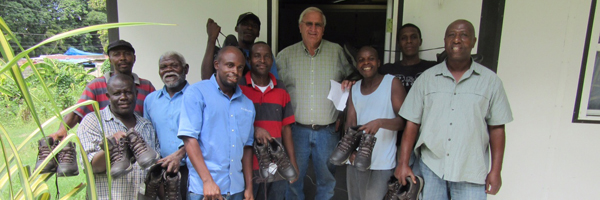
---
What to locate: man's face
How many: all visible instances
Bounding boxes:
[444,20,477,62]
[236,19,260,44]
[356,47,380,78]
[109,48,136,74]
[214,47,245,89]
[107,78,136,116]
[159,56,188,89]
[299,11,325,47]
[250,44,273,77]
[399,27,422,57]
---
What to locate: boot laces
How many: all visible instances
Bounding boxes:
[128,131,149,156]
[58,143,76,163]
[164,174,180,200]
[256,146,271,169]
[357,136,375,157]
[338,133,359,153]
[109,139,126,164]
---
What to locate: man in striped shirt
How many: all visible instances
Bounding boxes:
[239,42,297,200]
[47,40,155,141]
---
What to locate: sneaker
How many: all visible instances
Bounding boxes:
[397,176,424,200]
[269,139,297,181]
[126,129,159,169]
[253,141,273,180]
[103,136,133,178]
[56,141,79,177]
[143,163,164,199]
[329,126,363,165]
[35,136,57,174]
[353,133,376,171]
[163,171,182,200]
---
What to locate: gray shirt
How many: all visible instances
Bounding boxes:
[399,61,513,184]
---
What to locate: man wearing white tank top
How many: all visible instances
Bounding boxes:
[345,46,407,200]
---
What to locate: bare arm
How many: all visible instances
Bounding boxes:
[486,124,506,195]
[50,112,82,141]
[182,136,221,199]
[242,146,254,199]
[394,121,420,185]
[281,125,298,183]
[345,89,357,131]
[201,18,221,80]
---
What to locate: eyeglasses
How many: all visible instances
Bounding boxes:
[301,21,324,28]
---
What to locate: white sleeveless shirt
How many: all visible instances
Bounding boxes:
[351,74,397,170]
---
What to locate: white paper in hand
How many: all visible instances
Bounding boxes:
[327,80,350,111]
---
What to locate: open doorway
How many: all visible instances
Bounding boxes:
[277,0,388,62]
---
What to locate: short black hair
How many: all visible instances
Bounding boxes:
[107,73,135,91]
[397,23,423,40]
[249,41,270,56]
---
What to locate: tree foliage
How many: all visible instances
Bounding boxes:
[0,0,107,57]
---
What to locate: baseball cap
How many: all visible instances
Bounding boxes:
[106,40,135,54]
[237,12,261,27]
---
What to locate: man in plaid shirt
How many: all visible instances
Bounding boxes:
[77,74,160,199]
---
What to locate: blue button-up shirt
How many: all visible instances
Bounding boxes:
[177,75,255,195]
[144,82,189,158]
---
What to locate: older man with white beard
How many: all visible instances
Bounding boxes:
[143,51,190,198]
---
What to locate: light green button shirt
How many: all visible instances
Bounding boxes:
[399,61,513,184]
[276,40,353,125]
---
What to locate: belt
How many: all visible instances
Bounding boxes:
[295,122,335,130]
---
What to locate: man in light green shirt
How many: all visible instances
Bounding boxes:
[395,19,513,200]
[276,6,354,200]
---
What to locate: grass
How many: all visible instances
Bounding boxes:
[0,120,86,199]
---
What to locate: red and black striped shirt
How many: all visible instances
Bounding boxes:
[239,72,295,170]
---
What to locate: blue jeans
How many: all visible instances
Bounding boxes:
[420,159,486,200]
[346,165,393,200]
[253,179,288,200]
[286,124,339,200]
[187,191,243,200]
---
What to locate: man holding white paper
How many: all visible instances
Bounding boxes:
[276,7,355,200]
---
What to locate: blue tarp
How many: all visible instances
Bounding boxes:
[64,47,103,56]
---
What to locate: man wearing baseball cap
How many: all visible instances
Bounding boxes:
[200,12,279,80]
[42,39,155,152]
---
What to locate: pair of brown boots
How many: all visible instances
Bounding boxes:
[35,137,79,177]
[329,126,377,171]
[102,129,159,178]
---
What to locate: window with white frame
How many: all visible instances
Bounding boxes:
[575,0,600,122]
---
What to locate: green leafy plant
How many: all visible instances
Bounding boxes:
[0,16,171,199]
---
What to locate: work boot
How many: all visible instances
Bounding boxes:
[103,136,133,178]
[56,141,79,177]
[164,171,182,200]
[397,176,424,200]
[329,126,363,165]
[142,163,164,199]
[269,139,297,181]
[253,141,273,180]
[353,133,377,171]
[384,176,400,200]
[35,136,57,174]
[126,129,159,169]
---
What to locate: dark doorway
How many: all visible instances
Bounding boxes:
[278,1,387,61]
[277,2,387,199]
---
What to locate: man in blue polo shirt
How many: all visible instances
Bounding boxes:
[144,51,190,198]
[178,46,256,200]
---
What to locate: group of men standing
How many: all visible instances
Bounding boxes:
[41,5,512,200]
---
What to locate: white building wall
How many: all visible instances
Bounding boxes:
[402,0,482,61]
[117,0,268,87]
[119,0,600,199]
